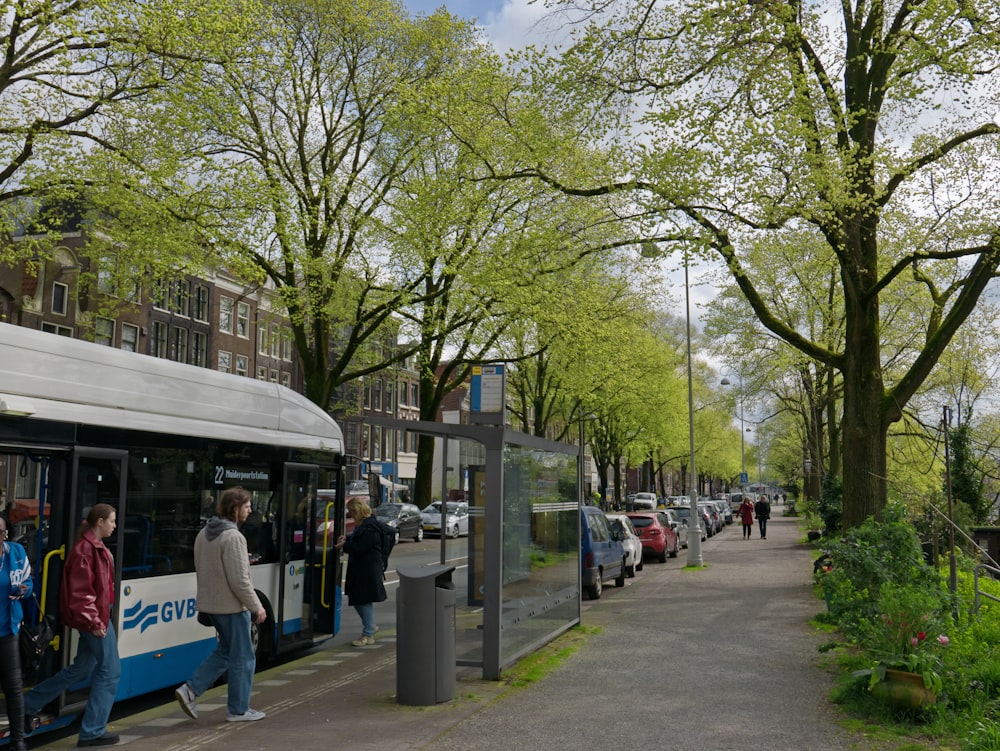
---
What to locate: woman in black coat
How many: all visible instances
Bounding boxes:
[336,498,386,646]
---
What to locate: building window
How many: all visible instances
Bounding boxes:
[218,350,232,373]
[410,383,418,407]
[386,382,394,412]
[194,285,210,322]
[371,426,381,461]
[399,381,407,406]
[95,317,115,346]
[345,423,357,456]
[151,321,167,358]
[152,280,168,310]
[236,354,248,377]
[172,280,191,317]
[363,382,371,409]
[282,329,293,361]
[361,425,370,459]
[219,296,234,334]
[97,263,139,302]
[121,323,139,352]
[170,327,189,363]
[52,282,68,315]
[236,301,250,338]
[270,323,280,358]
[257,326,267,355]
[270,369,278,382]
[41,322,72,337]
[373,380,382,411]
[257,365,267,380]
[281,372,291,388]
[192,332,207,367]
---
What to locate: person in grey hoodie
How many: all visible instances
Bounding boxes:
[174,487,266,723]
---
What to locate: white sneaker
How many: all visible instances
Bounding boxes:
[175,683,198,719]
[226,708,266,722]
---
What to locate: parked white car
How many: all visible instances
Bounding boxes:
[631,492,658,510]
[606,513,644,577]
[662,508,690,549]
[420,501,469,538]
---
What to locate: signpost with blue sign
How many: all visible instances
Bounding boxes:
[470,364,506,425]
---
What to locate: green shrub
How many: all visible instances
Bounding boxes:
[820,503,938,638]
[964,720,1000,751]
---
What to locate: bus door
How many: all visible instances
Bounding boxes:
[48,448,128,719]
[272,463,320,653]
[313,469,345,635]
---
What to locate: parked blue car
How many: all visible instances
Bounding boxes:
[581,506,626,600]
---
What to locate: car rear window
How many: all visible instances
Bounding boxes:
[629,516,653,529]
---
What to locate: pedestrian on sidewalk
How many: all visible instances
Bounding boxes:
[24,504,121,748]
[1,515,32,751]
[754,494,771,540]
[175,487,267,724]
[336,498,386,646]
[737,497,754,540]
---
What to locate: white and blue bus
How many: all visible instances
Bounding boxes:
[0,323,347,742]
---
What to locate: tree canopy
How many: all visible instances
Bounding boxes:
[507,0,1000,526]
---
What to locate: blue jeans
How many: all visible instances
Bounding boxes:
[186,611,255,715]
[24,625,121,742]
[354,603,375,637]
[758,517,768,538]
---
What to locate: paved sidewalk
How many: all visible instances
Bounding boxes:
[28,513,862,751]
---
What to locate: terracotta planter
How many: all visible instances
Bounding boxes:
[871,669,937,709]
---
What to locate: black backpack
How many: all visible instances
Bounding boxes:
[373,519,395,573]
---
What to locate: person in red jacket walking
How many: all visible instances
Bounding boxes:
[24,503,121,748]
[738,497,755,540]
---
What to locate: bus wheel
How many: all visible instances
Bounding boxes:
[252,594,275,662]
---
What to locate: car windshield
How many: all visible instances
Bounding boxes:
[346,480,368,495]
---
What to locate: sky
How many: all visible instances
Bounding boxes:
[403,0,555,52]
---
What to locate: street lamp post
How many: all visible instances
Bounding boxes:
[683,255,703,567]
[642,240,701,566]
[720,375,746,491]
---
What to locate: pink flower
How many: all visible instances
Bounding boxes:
[937,635,949,645]
[911,637,919,647]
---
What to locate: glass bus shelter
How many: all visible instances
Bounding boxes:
[366,417,580,680]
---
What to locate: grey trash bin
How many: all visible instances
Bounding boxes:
[396,562,456,706]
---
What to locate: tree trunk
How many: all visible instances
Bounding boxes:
[414,433,436,507]
[840,292,888,528]
[612,457,623,508]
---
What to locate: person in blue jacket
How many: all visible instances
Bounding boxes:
[0,515,33,751]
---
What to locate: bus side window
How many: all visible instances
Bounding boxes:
[121,514,173,578]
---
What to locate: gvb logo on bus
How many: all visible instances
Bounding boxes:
[122,589,198,634]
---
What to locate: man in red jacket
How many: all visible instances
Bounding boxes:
[24,503,121,747]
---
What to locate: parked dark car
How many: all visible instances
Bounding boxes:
[670,505,707,542]
[375,502,424,542]
[698,502,721,536]
[626,511,680,562]
[581,507,626,599]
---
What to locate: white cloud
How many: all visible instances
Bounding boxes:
[478,0,571,53]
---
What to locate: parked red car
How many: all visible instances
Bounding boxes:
[625,511,680,563]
